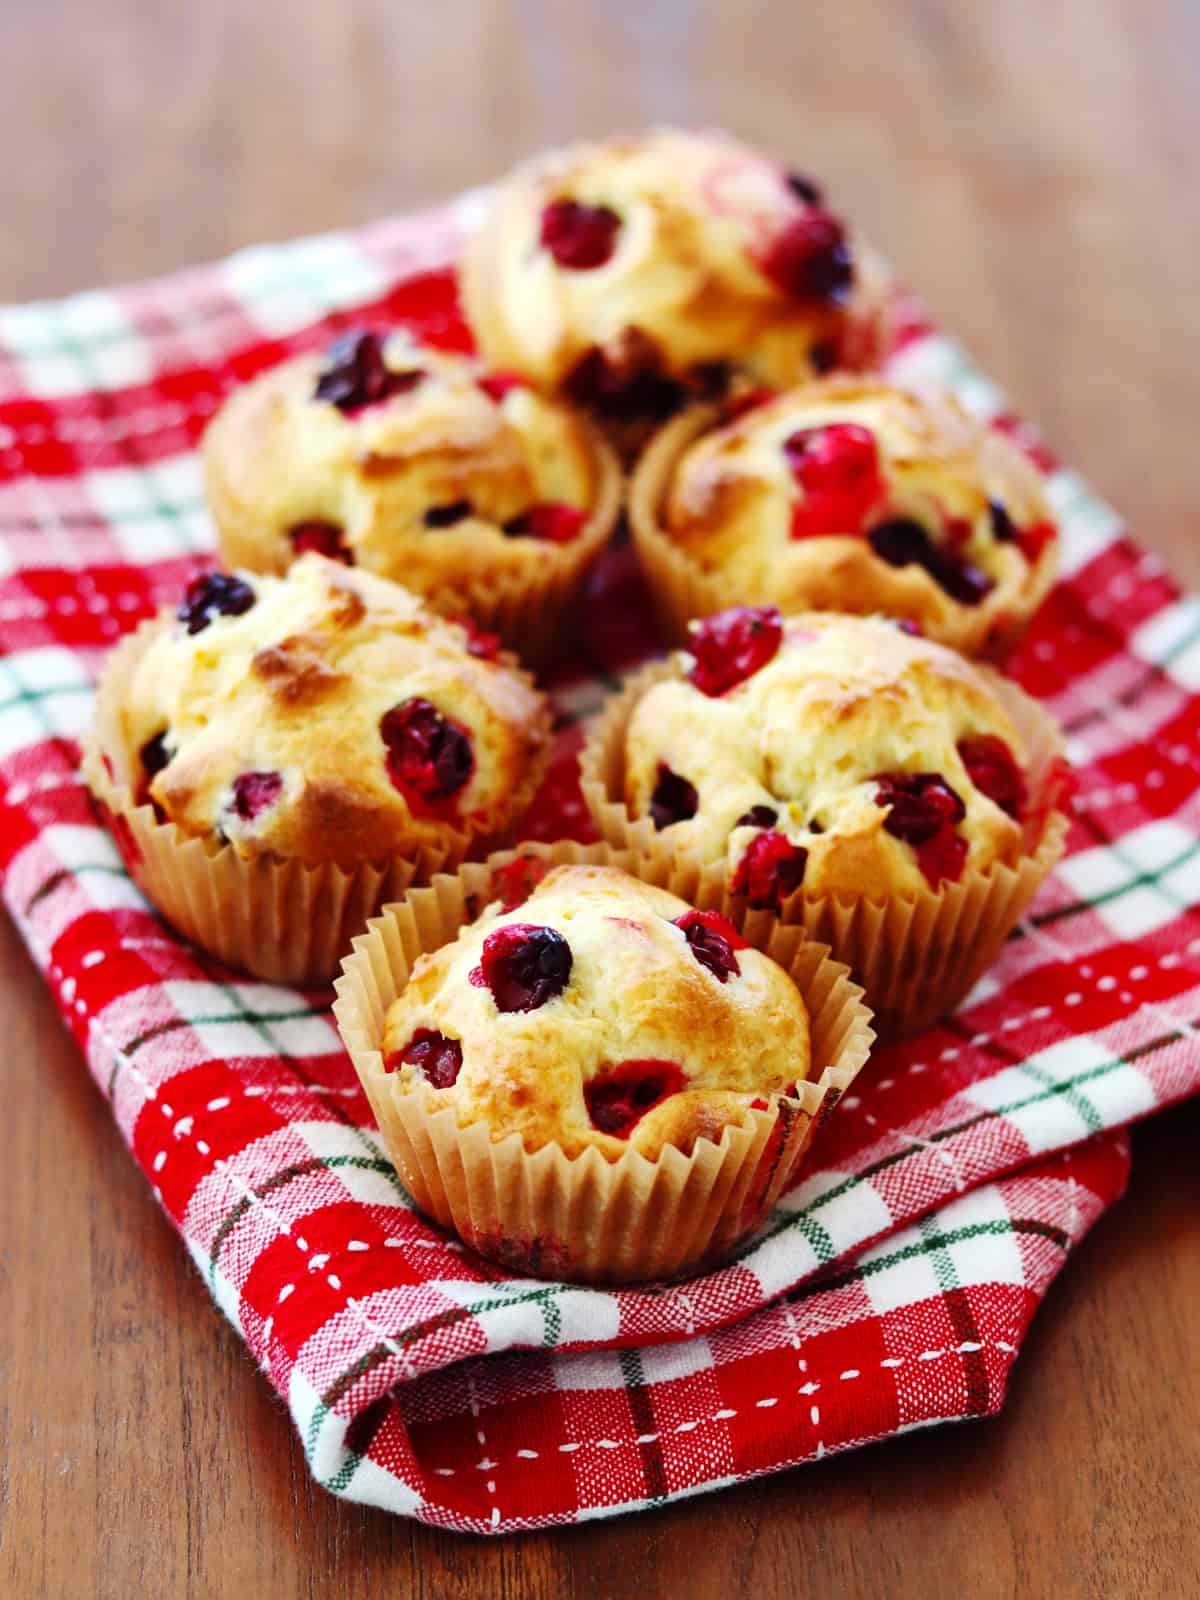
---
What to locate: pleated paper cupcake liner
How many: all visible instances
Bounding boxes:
[332,839,874,1284]
[627,403,1059,659]
[80,619,552,985]
[578,657,1071,1040]
[209,415,624,670]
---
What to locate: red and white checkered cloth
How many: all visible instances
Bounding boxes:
[1,195,1196,1533]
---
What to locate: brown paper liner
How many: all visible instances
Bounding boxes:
[333,840,874,1284]
[627,405,1058,659]
[578,658,1071,1041]
[210,416,624,670]
[80,619,552,985]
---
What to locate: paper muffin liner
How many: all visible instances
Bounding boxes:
[578,657,1071,1041]
[333,839,874,1284]
[627,404,1058,659]
[210,415,623,670]
[80,619,552,985]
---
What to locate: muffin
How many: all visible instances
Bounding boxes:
[202,328,622,657]
[580,610,1070,1038]
[334,851,874,1282]
[82,554,552,982]
[629,378,1058,655]
[461,128,889,451]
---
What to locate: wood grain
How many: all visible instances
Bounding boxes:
[2,2,1199,1595]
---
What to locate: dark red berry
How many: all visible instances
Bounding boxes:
[564,343,684,423]
[451,614,501,661]
[1019,520,1056,563]
[473,923,572,1013]
[809,339,837,374]
[177,571,256,634]
[386,1028,463,1088]
[785,422,884,540]
[313,329,423,413]
[687,605,784,697]
[502,502,586,543]
[761,211,854,302]
[868,519,994,606]
[478,372,527,403]
[673,909,747,982]
[540,199,621,269]
[736,804,778,828]
[989,499,1017,544]
[423,499,474,529]
[380,698,474,807]
[649,764,698,831]
[288,520,353,563]
[874,771,967,886]
[231,770,283,822]
[894,618,924,637]
[584,1059,686,1138]
[140,731,171,780]
[732,831,808,910]
[785,171,823,206]
[958,734,1026,820]
[490,855,550,912]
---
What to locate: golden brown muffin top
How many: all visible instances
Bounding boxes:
[380,865,812,1160]
[121,554,549,865]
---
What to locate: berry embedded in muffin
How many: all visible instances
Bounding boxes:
[460,128,886,431]
[118,553,550,866]
[634,378,1057,653]
[622,610,1038,902]
[379,864,812,1159]
[202,329,617,603]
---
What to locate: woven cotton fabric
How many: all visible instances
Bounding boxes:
[1,195,1194,1532]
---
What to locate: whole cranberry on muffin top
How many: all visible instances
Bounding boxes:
[653,378,1056,651]
[380,865,812,1159]
[203,330,605,591]
[623,610,1036,902]
[460,128,886,429]
[119,554,549,864]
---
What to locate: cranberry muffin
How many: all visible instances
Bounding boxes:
[203,329,621,652]
[581,611,1069,1036]
[461,128,888,448]
[84,556,551,980]
[630,378,1057,655]
[335,856,874,1280]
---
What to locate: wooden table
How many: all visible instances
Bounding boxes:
[3,3,1199,1594]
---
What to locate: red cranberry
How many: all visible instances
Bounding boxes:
[785,171,823,205]
[423,499,474,529]
[868,519,994,606]
[584,1059,686,1138]
[809,339,837,374]
[231,770,283,822]
[491,856,550,912]
[958,735,1026,820]
[177,571,256,634]
[386,1028,463,1088]
[1019,520,1056,563]
[473,923,572,1013]
[380,698,474,806]
[894,618,923,637]
[736,804,778,828]
[313,329,423,413]
[649,764,698,831]
[502,502,586,543]
[874,771,967,886]
[785,423,884,539]
[540,199,621,270]
[564,343,684,423]
[687,605,784,697]
[989,499,1017,544]
[478,372,527,403]
[674,909,747,983]
[732,831,808,910]
[140,731,171,780]
[451,614,501,661]
[288,520,353,563]
[761,211,854,302]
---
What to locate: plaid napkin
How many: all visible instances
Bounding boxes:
[1,194,1196,1534]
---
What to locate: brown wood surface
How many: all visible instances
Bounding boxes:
[2,2,1199,1595]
